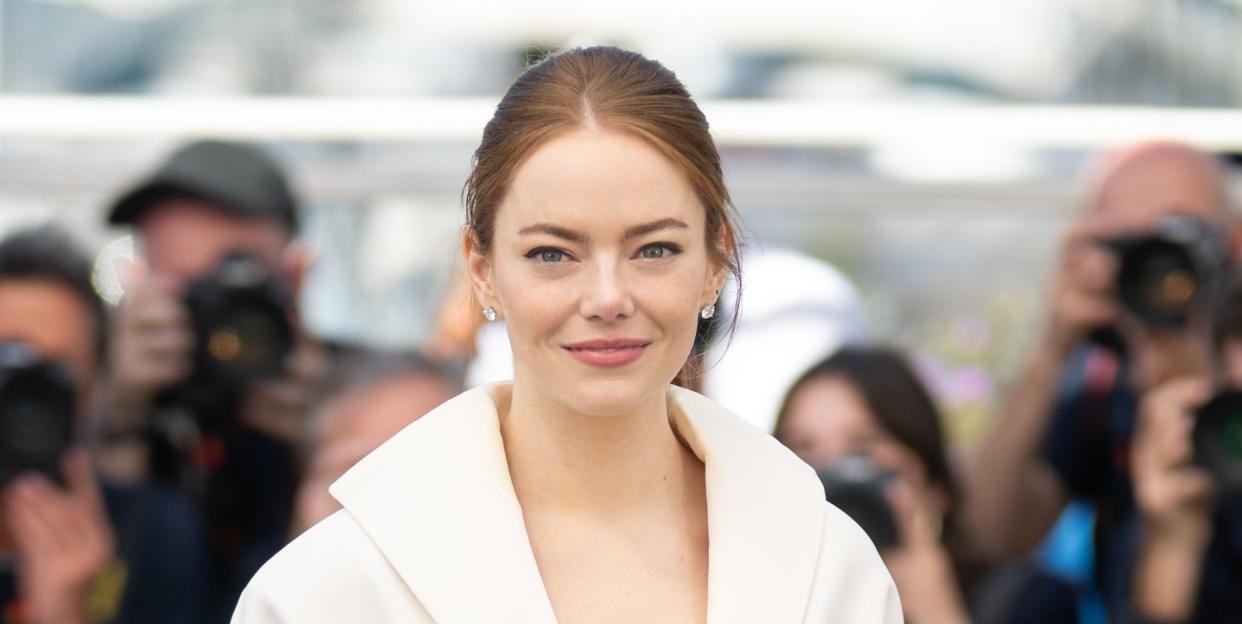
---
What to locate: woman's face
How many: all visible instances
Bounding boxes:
[467,128,724,416]
[781,376,930,494]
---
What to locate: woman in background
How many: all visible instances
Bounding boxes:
[777,346,1079,624]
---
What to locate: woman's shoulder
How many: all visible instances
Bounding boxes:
[669,385,821,486]
[231,511,432,623]
[807,501,904,623]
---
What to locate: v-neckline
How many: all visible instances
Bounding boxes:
[329,384,827,624]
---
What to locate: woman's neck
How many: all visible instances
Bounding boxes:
[497,382,701,517]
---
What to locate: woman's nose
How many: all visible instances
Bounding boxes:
[578,259,636,322]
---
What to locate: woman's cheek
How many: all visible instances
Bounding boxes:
[496,265,572,309]
[636,265,704,311]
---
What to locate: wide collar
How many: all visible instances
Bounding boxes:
[330,384,826,624]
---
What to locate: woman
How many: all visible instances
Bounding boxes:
[775,347,972,624]
[776,346,1079,624]
[232,46,899,624]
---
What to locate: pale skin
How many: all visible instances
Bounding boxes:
[781,377,968,624]
[465,127,726,624]
[963,144,1229,619]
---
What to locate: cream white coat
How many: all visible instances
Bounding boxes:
[232,384,902,623]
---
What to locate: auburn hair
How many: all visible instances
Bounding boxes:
[463,46,744,387]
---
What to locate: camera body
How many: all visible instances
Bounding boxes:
[0,342,75,488]
[158,252,294,424]
[817,456,900,550]
[184,251,294,384]
[1104,215,1229,328]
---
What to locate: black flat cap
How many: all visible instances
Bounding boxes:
[108,140,298,231]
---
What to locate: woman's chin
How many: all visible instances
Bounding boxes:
[556,377,669,418]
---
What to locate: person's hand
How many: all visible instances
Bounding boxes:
[5,451,116,624]
[1132,377,1215,542]
[238,337,328,445]
[1130,377,1215,620]
[108,264,194,424]
[880,478,970,624]
[1045,217,1122,357]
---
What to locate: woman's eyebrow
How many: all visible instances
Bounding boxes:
[517,218,689,244]
[622,218,689,241]
[517,223,588,244]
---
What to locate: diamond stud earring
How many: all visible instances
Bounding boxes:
[700,304,716,320]
[482,306,497,322]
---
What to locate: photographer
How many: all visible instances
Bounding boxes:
[0,226,207,624]
[775,347,972,624]
[776,346,1079,623]
[965,141,1237,621]
[1124,269,1242,622]
[101,141,324,622]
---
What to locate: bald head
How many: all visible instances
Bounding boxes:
[1084,141,1229,227]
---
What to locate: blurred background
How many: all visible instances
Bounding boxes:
[2,0,1241,444]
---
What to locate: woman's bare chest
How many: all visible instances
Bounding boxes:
[525,512,709,624]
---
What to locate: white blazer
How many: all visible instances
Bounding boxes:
[232,384,902,623]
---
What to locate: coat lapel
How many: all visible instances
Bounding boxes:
[668,386,827,624]
[329,386,558,624]
[330,384,826,624]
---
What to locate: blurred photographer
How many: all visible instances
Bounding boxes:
[965,141,1238,621]
[775,346,1079,624]
[1124,268,1242,622]
[0,226,207,624]
[101,141,323,621]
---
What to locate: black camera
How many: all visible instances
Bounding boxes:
[184,251,294,384]
[1103,216,1229,327]
[159,252,294,424]
[0,342,75,488]
[817,456,900,550]
[1194,391,1242,492]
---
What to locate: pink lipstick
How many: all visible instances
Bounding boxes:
[562,338,650,368]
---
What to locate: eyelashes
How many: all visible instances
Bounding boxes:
[525,247,572,263]
[637,242,683,259]
[523,243,684,263]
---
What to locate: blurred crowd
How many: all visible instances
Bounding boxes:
[0,136,1238,624]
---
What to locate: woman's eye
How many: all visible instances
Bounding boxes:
[527,247,569,263]
[638,243,681,260]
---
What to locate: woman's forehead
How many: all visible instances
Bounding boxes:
[789,377,876,431]
[496,129,705,235]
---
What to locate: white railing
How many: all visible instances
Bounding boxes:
[2,97,1242,149]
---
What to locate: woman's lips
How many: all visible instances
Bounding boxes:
[562,338,651,368]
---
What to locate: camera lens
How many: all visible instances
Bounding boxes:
[205,300,291,377]
[817,457,900,550]
[1194,391,1242,491]
[1221,411,1242,461]
[0,361,75,486]
[1109,216,1227,327]
[1117,239,1200,325]
[184,252,294,386]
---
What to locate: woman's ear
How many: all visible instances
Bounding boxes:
[462,228,498,308]
[701,271,725,308]
[703,225,734,305]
